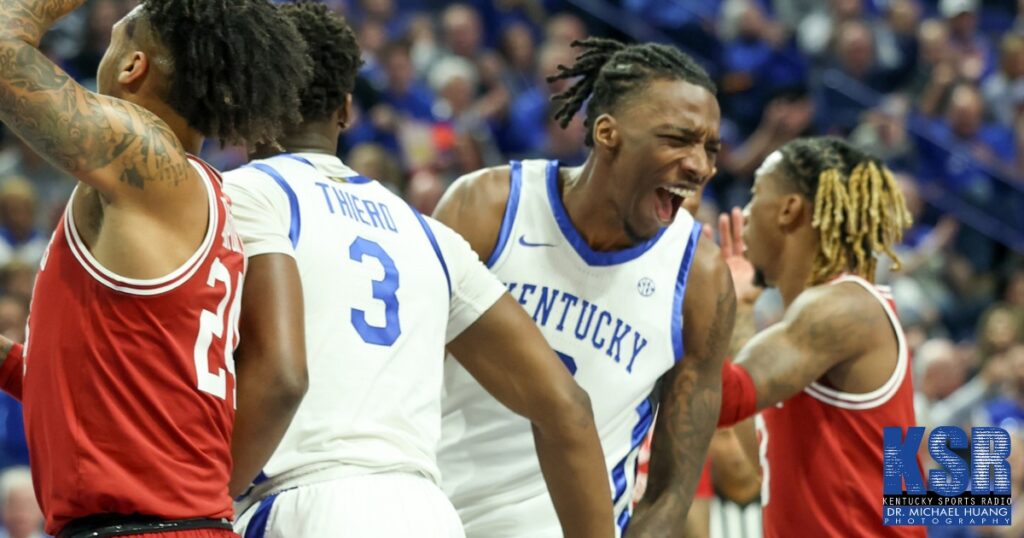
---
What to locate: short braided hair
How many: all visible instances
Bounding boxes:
[280,1,363,124]
[140,0,312,146]
[776,137,913,285]
[546,37,715,147]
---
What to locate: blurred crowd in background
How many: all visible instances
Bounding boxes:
[0,0,1022,536]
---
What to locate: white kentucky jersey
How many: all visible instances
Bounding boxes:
[439,159,703,537]
[223,152,505,500]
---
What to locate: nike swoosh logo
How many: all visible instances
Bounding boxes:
[518,235,556,248]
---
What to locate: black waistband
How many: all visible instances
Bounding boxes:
[57,514,233,538]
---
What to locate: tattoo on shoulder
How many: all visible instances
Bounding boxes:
[795,292,876,358]
[0,40,187,190]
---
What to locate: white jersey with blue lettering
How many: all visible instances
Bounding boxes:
[438,159,702,537]
[222,153,505,532]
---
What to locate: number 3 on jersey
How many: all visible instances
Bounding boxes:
[350,237,401,346]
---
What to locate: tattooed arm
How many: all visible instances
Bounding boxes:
[733,283,882,410]
[0,0,191,201]
[629,239,736,537]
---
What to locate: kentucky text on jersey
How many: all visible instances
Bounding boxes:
[505,281,649,373]
[316,181,399,233]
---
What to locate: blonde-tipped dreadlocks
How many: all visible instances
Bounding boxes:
[777,137,913,285]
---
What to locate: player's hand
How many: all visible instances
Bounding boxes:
[718,207,762,305]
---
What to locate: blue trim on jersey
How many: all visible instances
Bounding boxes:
[278,153,313,167]
[253,470,268,485]
[274,153,372,184]
[413,210,452,297]
[486,161,523,267]
[250,162,301,250]
[671,223,703,361]
[618,509,633,536]
[610,397,655,535]
[243,492,279,538]
[545,160,668,266]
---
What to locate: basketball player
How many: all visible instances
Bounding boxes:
[716,137,924,537]
[226,5,612,537]
[0,1,311,536]
[436,38,736,537]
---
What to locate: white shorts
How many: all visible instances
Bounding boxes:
[236,472,465,538]
[458,490,561,538]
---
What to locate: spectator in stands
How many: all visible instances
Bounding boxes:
[872,0,920,89]
[0,138,73,230]
[357,18,389,88]
[499,43,573,157]
[407,13,441,75]
[544,13,587,48]
[62,0,128,86]
[0,179,47,269]
[914,339,967,427]
[977,306,1023,362]
[0,467,44,538]
[941,0,994,81]
[1016,0,1024,34]
[404,169,446,215]
[0,264,33,306]
[381,39,437,122]
[0,297,26,343]
[793,0,864,59]
[716,90,814,207]
[945,83,1017,166]
[911,18,955,107]
[850,94,913,169]
[498,22,537,97]
[356,0,409,41]
[541,105,588,166]
[347,143,406,195]
[718,0,805,136]
[983,34,1024,128]
[819,19,898,134]
[980,344,1024,429]
[441,4,486,61]
[436,4,510,132]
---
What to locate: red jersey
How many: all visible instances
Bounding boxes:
[21,156,245,535]
[756,275,924,538]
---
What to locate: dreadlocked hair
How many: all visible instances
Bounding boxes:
[776,137,913,286]
[280,1,363,124]
[546,37,715,147]
[141,0,312,146]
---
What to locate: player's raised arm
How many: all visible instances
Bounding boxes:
[714,209,886,427]
[726,281,882,414]
[0,0,192,202]
[447,297,614,538]
[629,239,735,537]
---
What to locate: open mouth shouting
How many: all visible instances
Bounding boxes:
[654,184,698,223]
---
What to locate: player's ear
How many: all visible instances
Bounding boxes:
[339,94,354,130]
[778,194,808,229]
[592,114,619,152]
[117,51,149,87]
